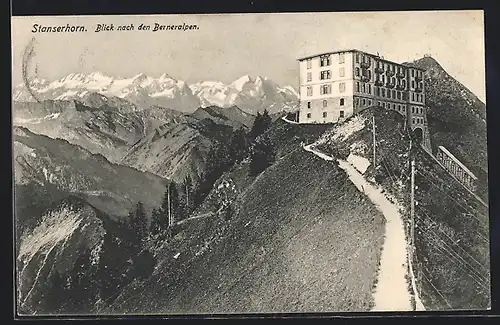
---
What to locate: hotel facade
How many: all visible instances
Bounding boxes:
[297,49,429,143]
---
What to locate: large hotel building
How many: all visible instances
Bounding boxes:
[297,49,428,136]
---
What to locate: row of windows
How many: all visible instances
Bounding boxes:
[305,82,346,96]
[305,110,345,119]
[307,67,346,82]
[355,67,371,79]
[355,97,373,107]
[356,81,408,100]
[378,101,406,113]
[411,106,424,114]
[411,92,425,103]
[412,117,425,125]
[411,80,424,89]
[376,75,406,88]
[306,53,345,69]
[305,98,346,109]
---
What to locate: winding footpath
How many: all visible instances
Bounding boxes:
[303,143,425,311]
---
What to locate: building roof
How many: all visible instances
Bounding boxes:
[438,146,477,180]
[297,49,426,71]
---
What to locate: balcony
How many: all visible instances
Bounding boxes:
[375,66,384,74]
[386,69,395,76]
[361,61,371,68]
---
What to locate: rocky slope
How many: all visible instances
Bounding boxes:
[121,116,234,184]
[315,106,490,310]
[403,57,488,200]
[13,99,185,163]
[14,126,167,219]
[190,105,255,130]
[16,195,157,316]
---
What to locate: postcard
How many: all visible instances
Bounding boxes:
[12,11,490,315]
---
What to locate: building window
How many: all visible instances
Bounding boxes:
[368,84,372,94]
[403,80,406,88]
[411,107,415,113]
[306,58,312,69]
[362,98,366,105]
[412,81,415,88]
[393,103,396,109]
[378,101,381,106]
[323,112,327,118]
[412,118,415,124]
[307,72,312,82]
[339,82,346,93]
[362,83,366,93]
[320,70,332,80]
[387,90,391,99]
[320,84,332,95]
[369,99,372,105]
[355,98,359,106]
[382,88,386,97]
[355,53,360,63]
[307,113,311,118]
[355,67,360,77]
[340,110,345,118]
[397,91,401,100]
[320,55,331,67]
[356,82,360,92]
[339,67,345,77]
[307,86,312,96]
[392,90,396,98]
[323,100,328,108]
[398,104,401,111]
[412,70,415,77]
[376,87,380,96]
[383,103,386,108]
[340,98,345,106]
[339,53,345,63]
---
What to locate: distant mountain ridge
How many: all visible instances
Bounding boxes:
[13,72,299,114]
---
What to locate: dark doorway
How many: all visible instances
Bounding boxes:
[413,127,423,144]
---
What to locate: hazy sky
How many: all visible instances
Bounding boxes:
[11,11,486,101]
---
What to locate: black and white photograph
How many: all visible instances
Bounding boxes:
[11,10,490,315]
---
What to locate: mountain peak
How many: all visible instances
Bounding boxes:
[403,55,443,72]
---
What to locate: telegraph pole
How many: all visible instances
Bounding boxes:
[167,182,172,227]
[372,114,376,167]
[410,159,416,259]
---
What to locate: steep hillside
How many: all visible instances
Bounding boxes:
[121,117,234,183]
[106,119,385,314]
[190,105,255,130]
[14,126,167,219]
[13,99,185,163]
[403,57,488,198]
[16,195,157,315]
[315,106,490,310]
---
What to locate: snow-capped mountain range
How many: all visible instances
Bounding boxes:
[13,72,299,114]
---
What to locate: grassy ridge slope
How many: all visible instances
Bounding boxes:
[108,122,386,314]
